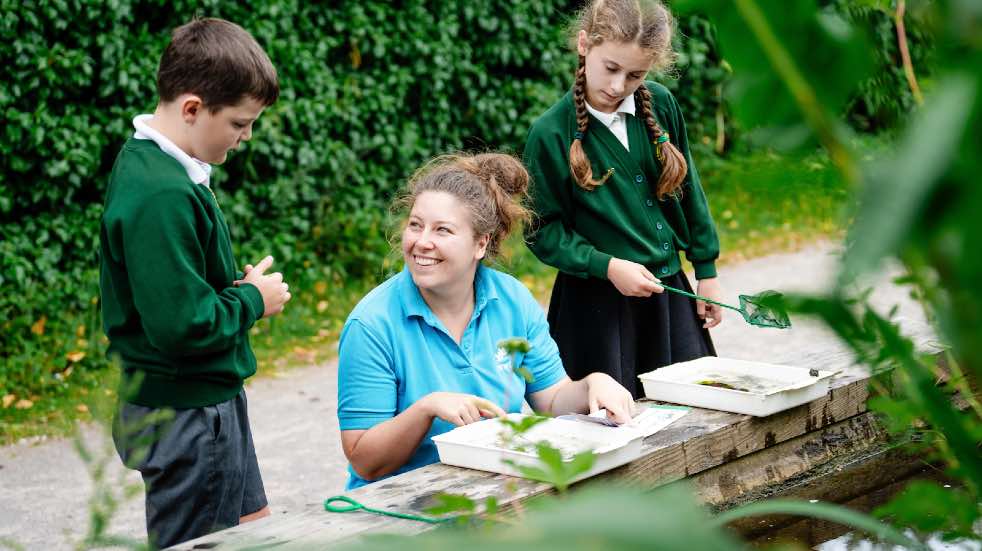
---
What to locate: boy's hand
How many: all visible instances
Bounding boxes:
[239,256,291,318]
[233,263,254,285]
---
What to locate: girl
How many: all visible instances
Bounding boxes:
[524,0,723,398]
[336,153,635,489]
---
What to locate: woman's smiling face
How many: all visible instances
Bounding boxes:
[402,191,489,299]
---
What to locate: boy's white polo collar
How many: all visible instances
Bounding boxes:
[585,93,636,127]
[132,114,212,187]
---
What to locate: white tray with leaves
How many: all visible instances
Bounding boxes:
[432,413,645,487]
[639,356,838,417]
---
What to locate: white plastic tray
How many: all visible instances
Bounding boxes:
[432,414,643,483]
[638,357,837,417]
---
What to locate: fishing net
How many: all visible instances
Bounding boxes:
[737,291,791,329]
[659,284,792,330]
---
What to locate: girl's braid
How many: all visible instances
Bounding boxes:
[634,84,687,200]
[569,56,614,191]
[573,57,590,135]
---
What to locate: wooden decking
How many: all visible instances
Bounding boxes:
[173,348,887,550]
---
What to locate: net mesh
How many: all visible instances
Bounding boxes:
[738,291,791,329]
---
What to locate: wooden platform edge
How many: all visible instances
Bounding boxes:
[171,374,876,550]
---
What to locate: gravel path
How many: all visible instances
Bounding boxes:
[0,241,935,549]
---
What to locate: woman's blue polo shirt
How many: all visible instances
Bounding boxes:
[337,264,567,489]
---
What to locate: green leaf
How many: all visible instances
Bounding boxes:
[867,395,919,433]
[533,442,564,471]
[497,337,532,354]
[507,460,550,483]
[874,481,980,538]
[483,496,498,517]
[841,74,978,283]
[424,493,476,515]
[677,0,873,151]
[514,366,534,384]
[564,451,596,480]
[498,414,548,436]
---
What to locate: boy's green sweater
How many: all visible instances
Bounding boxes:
[524,81,719,281]
[100,138,265,408]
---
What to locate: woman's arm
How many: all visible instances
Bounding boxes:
[341,392,506,482]
[528,373,635,424]
[340,399,435,481]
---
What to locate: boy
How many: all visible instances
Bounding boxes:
[99,18,288,548]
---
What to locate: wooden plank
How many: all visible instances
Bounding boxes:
[605,373,871,487]
[173,357,874,550]
[689,411,887,505]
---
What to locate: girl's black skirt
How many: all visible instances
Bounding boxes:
[547,270,716,399]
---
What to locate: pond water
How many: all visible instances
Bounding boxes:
[818,526,981,551]
[728,454,980,550]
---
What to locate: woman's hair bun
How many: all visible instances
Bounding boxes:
[471,153,529,196]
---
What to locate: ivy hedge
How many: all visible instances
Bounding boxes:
[0,0,929,404]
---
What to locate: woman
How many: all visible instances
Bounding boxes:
[337,153,635,489]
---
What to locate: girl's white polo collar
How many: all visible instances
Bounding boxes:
[132,114,213,187]
[585,94,636,151]
[585,93,636,126]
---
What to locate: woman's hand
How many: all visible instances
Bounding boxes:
[696,277,724,328]
[607,258,664,297]
[584,373,635,424]
[421,392,507,426]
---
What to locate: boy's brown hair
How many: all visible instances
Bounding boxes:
[157,18,279,111]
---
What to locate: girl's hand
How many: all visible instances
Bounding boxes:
[696,277,724,328]
[607,258,664,297]
[584,373,635,424]
[422,392,507,426]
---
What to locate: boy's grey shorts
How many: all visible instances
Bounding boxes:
[113,389,267,549]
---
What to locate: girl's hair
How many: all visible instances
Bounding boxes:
[394,153,531,261]
[569,0,687,199]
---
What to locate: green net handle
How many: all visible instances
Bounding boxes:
[324,495,452,524]
[658,283,742,313]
